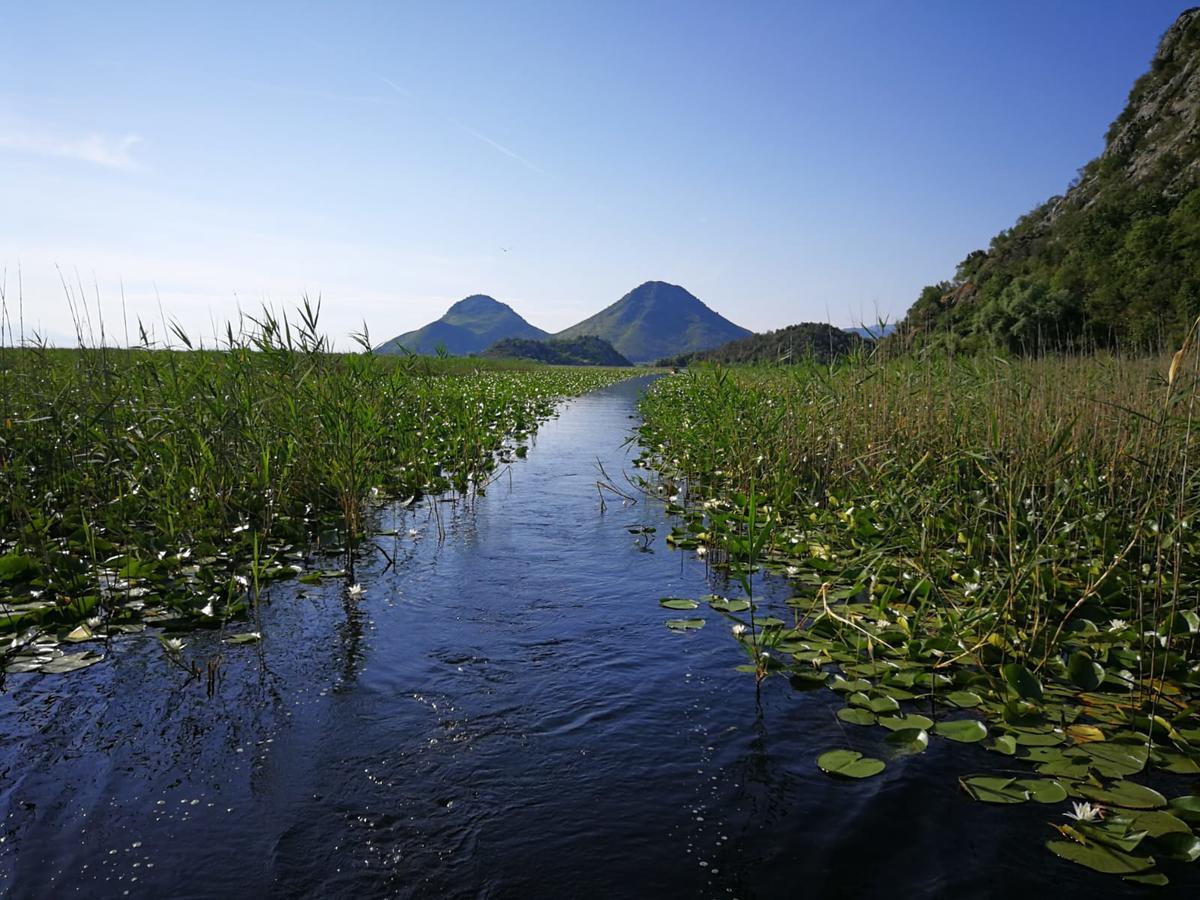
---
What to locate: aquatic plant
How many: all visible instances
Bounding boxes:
[0,296,628,679]
[640,343,1200,884]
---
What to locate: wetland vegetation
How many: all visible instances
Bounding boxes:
[0,302,628,680]
[637,345,1200,885]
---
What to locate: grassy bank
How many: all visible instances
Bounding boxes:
[0,308,628,668]
[639,350,1200,881]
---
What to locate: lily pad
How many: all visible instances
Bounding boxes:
[1081,742,1148,778]
[1078,780,1166,810]
[946,690,983,709]
[1003,663,1043,702]
[1014,778,1068,804]
[961,776,1028,804]
[884,727,929,755]
[836,707,877,726]
[224,632,263,645]
[817,749,886,779]
[1046,839,1155,875]
[659,598,699,610]
[708,598,752,613]
[1123,810,1192,838]
[879,714,934,732]
[934,719,988,743]
[40,651,104,674]
[1167,795,1200,825]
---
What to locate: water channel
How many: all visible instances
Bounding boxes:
[1,375,1192,898]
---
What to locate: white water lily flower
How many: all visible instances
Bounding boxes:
[348,583,364,598]
[1065,801,1103,823]
[731,624,747,637]
[1108,619,1128,632]
[200,599,215,617]
[696,546,708,558]
[162,637,186,655]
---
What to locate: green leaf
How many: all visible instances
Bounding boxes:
[836,707,877,726]
[1078,780,1166,810]
[665,618,705,631]
[1123,810,1192,838]
[1168,795,1200,825]
[1045,840,1155,875]
[1002,663,1043,702]
[961,775,1027,804]
[659,598,699,610]
[1150,832,1200,863]
[878,714,934,732]
[934,719,988,743]
[988,734,1018,756]
[817,749,885,779]
[0,553,38,583]
[1014,778,1067,804]
[1081,741,1148,778]
[1067,651,1104,691]
[708,597,751,613]
[224,632,263,645]
[946,690,983,708]
[885,727,929,755]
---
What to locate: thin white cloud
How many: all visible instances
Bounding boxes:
[0,129,142,169]
[381,77,546,176]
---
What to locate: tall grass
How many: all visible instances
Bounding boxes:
[0,298,626,643]
[640,348,1200,679]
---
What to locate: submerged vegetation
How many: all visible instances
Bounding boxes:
[639,346,1200,884]
[0,301,627,678]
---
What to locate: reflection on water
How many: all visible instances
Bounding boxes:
[1,376,1192,899]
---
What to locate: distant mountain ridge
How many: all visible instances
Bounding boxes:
[658,322,865,367]
[376,281,750,363]
[481,335,632,366]
[553,281,751,364]
[376,295,549,356]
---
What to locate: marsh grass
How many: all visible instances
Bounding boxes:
[0,295,626,672]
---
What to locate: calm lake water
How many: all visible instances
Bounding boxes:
[1,375,1195,898]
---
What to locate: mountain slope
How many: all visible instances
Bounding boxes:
[555,281,751,364]
[900,8,1200,352]
[376,295,549,356]
[481,335,632,366]
[658,323,865,366]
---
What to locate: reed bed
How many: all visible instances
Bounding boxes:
[0,303,626,662]
[639,348,1200,881]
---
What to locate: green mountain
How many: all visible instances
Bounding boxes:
[658,322,865,367]
[554,281,751,364]
[481,335,632,366]
[376,295,549,355]
[900,8,1200,352]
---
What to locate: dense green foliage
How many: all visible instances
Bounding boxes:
[0,308,626,662]
[656,322,864,366]
[481,334,632,366]
[554,281,751,364]
[376,294,549,356]
[901,10,1200,353]
[639,351,1200,881]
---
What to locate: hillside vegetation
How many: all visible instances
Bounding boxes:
[901,8,1200,352]
[481,335,632,366]
[657,322,864,367]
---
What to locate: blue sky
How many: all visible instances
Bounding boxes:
[0,1,1190,347]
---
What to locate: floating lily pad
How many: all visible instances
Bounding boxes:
[885,727,929,755]
[961,775,1028,804]
[988,735,1018,756]
[934,719,988,743]
[1078,780,1166,810]
[1014,778,1068,804]
[836,707,877,726]
[1123,810,1192,838]
[1067,651,1105,691]
[878,714,934,732]
[830,677,872,693]
[40,651,104,674]
[1167,795,1200,824]
[708,598,751,613]
[659,598,699,610]
[224,632,263,645]
[1046,839,1155,875]
[1150,832,1200,863]
[946,690,983,708]
[1081,742,1148,778]
[817,749,885,779]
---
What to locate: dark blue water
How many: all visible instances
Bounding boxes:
[1,376,1194,898]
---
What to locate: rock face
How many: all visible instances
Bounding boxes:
[554,281,752,364]
[376,295,550,356]
[900,8,1200,352]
